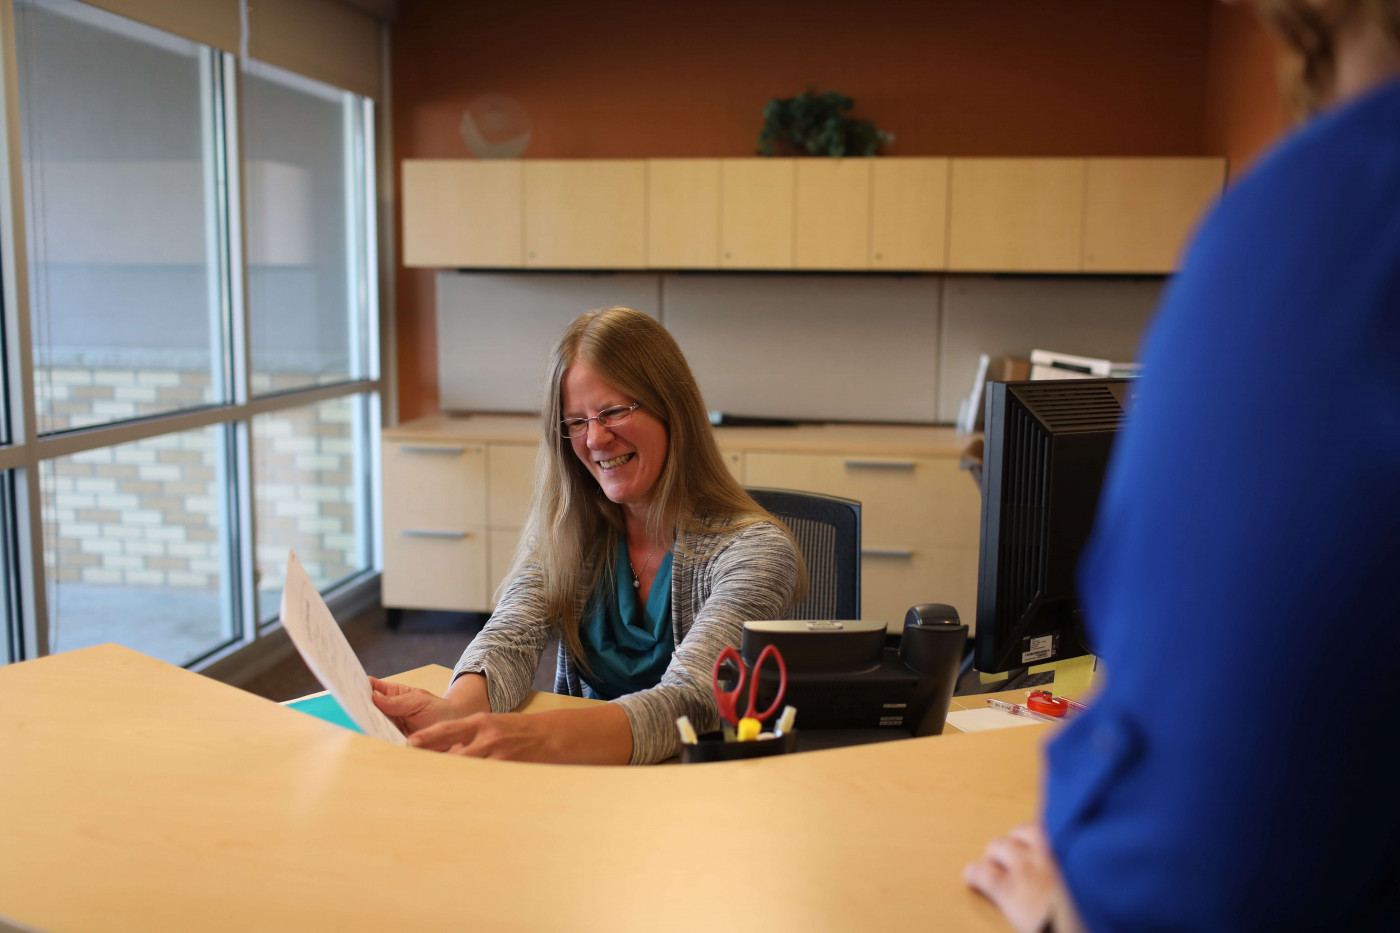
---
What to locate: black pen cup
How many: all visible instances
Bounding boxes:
[680,730,797,764]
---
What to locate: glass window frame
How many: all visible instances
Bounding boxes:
[0,0,385,670]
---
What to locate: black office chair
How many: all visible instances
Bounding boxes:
[746,487,861,620]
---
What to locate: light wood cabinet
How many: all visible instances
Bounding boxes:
[871,158,949,270]
[524,160,646,268]
[743,450,982,632]
[721,450,744,484]
[794,159,871,270]
[381,439,489,610]
[647,159,721,268]
[486,443,538,608]
[1082,158,1225,273]
[402,156,1223,274]
[383,418,981,628]
[720,159,794,269]
[401,160,523,268]
[947,158,1086,272]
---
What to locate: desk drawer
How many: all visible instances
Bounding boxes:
[743,451,981,548]
[382,528,488,611]
[383,441,486,529]
[861,545,979,634]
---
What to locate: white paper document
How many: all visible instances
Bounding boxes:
[945,708,1047,733]
[279,550,406,745]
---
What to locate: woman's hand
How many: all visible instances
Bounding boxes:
[963,823,1067,933]
[406,712,556,762]
[369,677,468,736]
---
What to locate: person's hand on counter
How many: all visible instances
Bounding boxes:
[964,823,1082,933]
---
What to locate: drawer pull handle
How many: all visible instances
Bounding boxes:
[844,459,916,470]
[862,548,914,559]
[401,529,468,539]
[400,445,467,455]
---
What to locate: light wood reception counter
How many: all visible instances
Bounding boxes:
[0,644,1047,932]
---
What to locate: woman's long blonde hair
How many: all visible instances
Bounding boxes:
[1257,0,1400,116]
[503,306,804,667]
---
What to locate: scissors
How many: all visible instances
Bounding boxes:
[711,644,787,741]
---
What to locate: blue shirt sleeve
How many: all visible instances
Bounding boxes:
[1044,76,1400,931]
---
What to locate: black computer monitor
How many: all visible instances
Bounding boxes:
[973,378,1135,674]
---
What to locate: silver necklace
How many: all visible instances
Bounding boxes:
[628,542,661,589]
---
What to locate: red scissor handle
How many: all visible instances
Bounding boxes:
[712,645,746,727]
[745,644,787,723]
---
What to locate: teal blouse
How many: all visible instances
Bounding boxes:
[577,538,675,701]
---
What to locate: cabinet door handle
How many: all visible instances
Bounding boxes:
[844,459,916,470]
[399,444,467,455]
[862,547,914,559]
[401,529,469,539]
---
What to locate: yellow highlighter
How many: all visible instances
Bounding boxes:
[736,717,761,742]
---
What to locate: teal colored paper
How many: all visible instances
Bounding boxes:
[286,694,365,734]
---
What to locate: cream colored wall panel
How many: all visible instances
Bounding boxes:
[488,443,539,527]
[381,532,488,611]
[936,276,1162,423]
[402,160,523,268]
[871,158,949,270]
[382,441,486,529]
[436,272,661,412]
[1082,158,1226,273]
[720,159,794,269]
[663,274,940,423]
[794,159,871,270]
[948,159,1086,272]
[647,160,720,268]
[524,161,646,268]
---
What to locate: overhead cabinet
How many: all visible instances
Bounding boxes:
[720,159,795,269]
[401,156,1224,274]
[871,158,949,271]
[794,159,872,270]
[647,159,721,267]
[947,159,1086,272]
[401,160,523,268]
[523,160,647,268]
[1081,158,1227,273]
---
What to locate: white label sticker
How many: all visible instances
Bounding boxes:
[1022,634,1055,664]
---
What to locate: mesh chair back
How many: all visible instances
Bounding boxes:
[746,487,861,620]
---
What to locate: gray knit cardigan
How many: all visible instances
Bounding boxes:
[452,519,800,764]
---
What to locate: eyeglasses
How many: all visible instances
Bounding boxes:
[559,401,642,437]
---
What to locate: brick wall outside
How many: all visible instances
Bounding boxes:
[40,367,364,603]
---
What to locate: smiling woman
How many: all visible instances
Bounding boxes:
[372,307,805,764]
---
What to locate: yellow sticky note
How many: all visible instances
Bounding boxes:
[1028,654,1098,697]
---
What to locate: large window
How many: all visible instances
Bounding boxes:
[1,0,382,670]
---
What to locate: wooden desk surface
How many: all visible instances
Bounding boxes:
[1,645,1048,932]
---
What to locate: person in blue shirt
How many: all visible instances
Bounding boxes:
[964,1,1400,930]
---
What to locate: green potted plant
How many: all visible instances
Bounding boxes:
[756,90,894,157]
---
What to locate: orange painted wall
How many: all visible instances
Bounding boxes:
[391,0,1218,420]
[1203,3,1291,182]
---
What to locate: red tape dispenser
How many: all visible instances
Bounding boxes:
[1026,691,1071,718]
